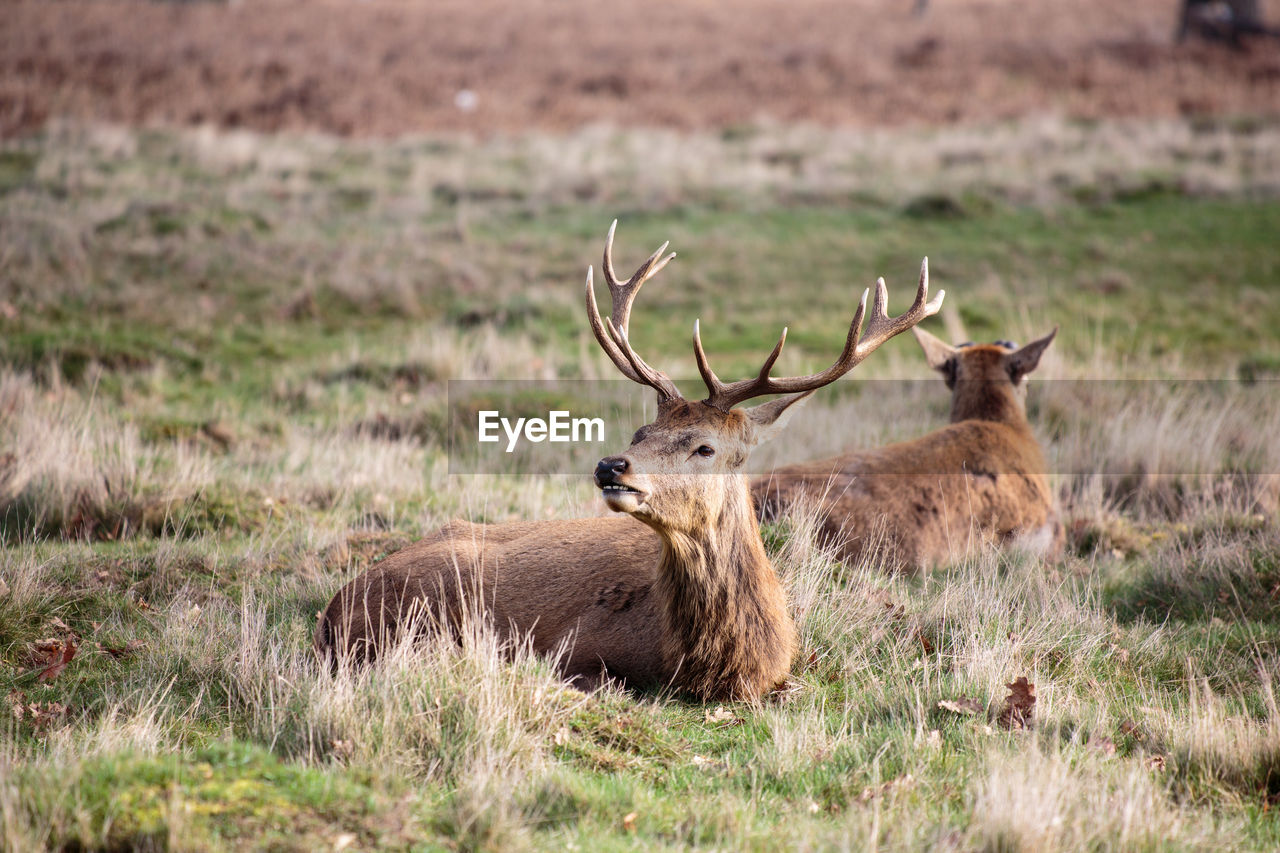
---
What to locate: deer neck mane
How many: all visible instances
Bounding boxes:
[950,381,1029,428]
[648,475,795,700]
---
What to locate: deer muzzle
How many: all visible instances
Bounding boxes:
[595,455,647,512]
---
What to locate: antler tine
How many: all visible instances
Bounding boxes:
[699,257,944,410]
[585,224,683,401]
[694,319,791,405]
[602,219,675,332]
[853,256,944,359]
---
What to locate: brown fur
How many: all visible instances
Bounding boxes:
[315,398,798,700]
[315,225,939,700]
[753,329,1064,569]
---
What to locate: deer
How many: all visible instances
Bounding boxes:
[753,327,1062,570]
[314,223,942,701]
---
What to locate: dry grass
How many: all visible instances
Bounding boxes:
[0,120,1277,849]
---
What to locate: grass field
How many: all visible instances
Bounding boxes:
[1,118,1278,850]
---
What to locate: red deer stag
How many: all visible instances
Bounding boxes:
[753,328,1061,570]
[315,223,942,700]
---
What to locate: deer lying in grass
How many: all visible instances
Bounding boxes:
[753,328,1062,570]
[315,223,942,700]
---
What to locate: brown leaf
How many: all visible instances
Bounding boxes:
[48,616,78,638]
[938,697,984,716]
[31,638,61,660]
[769,678,805,704]
[622,811,638,833]
[36,639,76,682]
[998,677,1036,730]
[1145,754,1167,772]
[98,639,145,660]
[27,701,68,729]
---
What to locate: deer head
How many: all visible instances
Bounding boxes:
[912,327,1057,424]
[587,221,944,537]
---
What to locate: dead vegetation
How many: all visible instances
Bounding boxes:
[3,0,1279,138]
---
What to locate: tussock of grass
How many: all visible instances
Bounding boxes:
[971,746,1226,851]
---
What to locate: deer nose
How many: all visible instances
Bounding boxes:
[594,456,629,485]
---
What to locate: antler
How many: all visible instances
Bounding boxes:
[585,220,683,401]
[694,257,944,410]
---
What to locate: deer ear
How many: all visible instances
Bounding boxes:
[743,391,814,445]
[912,326,958,371]
[1005,327,1057,380]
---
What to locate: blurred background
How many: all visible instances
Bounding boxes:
[2,0,1278,546]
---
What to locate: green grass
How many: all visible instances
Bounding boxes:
[1,121,1278,850]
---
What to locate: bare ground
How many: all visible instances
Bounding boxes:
[3,0,1280,139]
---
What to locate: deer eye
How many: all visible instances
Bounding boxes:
[696,445,716,458]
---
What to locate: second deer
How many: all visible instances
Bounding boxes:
[753,328,1062,570]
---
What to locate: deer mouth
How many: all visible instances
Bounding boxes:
[600,483,647,512]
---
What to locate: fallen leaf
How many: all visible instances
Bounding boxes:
[98,639,145,660]
[1145,754,1167,772]
[622,811,638,833]
[333,833,357,852]
[998,677,1035,730]
[938,697,984,716]
[137,600,152,611]
[49,616,78,638]
[769,678,805,704]
[30,635,75,681]
[38,641,76,682]
[704,706,742,726]
[27,701,68,729]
